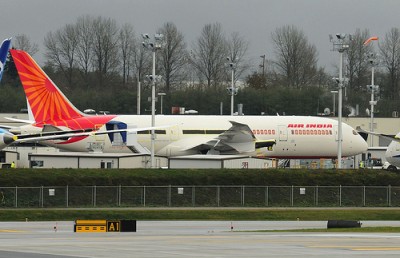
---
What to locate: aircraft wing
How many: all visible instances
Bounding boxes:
[356,126,399,143]
[13,124,174,143]
[185,121,276,154]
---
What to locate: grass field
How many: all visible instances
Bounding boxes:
[1,169,400,222]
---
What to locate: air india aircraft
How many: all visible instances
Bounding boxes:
[7,49,367,158]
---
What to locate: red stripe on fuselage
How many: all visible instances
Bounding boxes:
[35,115,117,130]
[34,115,117,144]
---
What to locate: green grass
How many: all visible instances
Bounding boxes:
[1,208,400,221]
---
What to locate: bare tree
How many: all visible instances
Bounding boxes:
[131,34,151,114]
[44,24,78,88]
[379,28,400,100]
[132,35,151,86]
[271,25,318,88]
[91,16,119,87]
[158,22,187,92]
[14,34,39,56]
[345,29,372,104]
[119,23,136,86]
[226,32,250,83]
[191,23,227,88]
[75,15,95,88]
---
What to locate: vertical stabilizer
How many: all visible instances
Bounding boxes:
[0,38,12,82]
[10,49,84,125]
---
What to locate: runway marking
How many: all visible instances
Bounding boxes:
[352,247,400,251]
[309,245,400,251]
[0,229,26,233]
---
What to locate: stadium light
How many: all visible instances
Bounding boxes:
[142,33,165,168]
[330,33,351,169]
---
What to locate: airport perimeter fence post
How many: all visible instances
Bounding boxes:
[291,185,294,207]
[168,185,171,207]
[388,185,391,207]
[363,186,366,207]
[118,185,121,207]
[15,186,17,208]
[66,185,69,208]
[217,186,220,207]
[192,186,196,207]
[315,186,319,206]
[143,186,146,207]
[93,186,96,207]
[265,186,269,207]
[40,186,44,208]
[339,185,342,207]
[241,186,245,206]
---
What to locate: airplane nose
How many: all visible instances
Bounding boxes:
[343,127,368,156]
[354,132,368,154]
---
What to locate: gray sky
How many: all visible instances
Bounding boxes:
[2,0,399,73]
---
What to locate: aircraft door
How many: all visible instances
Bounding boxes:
[334,125,339,141]
[169,125,181,141]
[278,125,288,141]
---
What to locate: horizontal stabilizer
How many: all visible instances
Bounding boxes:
[4,117,35,124]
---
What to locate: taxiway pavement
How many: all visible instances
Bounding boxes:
[0,220,399,257]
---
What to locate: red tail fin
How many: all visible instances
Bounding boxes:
[10,49,84,125]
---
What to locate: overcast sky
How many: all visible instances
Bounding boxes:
[2,0,399,73]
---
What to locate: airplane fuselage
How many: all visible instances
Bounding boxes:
[385,134,400,168]
[17,115,367,158]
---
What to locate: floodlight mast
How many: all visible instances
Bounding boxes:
[367,53,379,147]
[363,37,379,148]
[330,33,351,169]
[142,33,164,168]
[226,57,237,116]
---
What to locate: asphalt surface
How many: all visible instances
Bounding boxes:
[0,221,400,257]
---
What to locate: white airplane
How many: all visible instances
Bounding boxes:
[357,127,400,171]
[8,49,368,158]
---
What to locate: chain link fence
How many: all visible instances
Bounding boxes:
[0,185,399,208]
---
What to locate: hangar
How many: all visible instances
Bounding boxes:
[28,152,168,169]
[169,155,274,169]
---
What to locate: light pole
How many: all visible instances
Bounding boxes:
[330,90,338,116]
[142,33,164,168]
[158,92,166,114]
[137,77,141,115]
[330,33,351,169]
[366,53,379,147]
[226,57,237,116]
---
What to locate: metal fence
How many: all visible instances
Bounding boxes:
[0,185,399,208]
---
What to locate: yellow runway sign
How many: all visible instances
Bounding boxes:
[74,219,136,233]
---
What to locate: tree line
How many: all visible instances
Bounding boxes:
[2,15,400,117]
